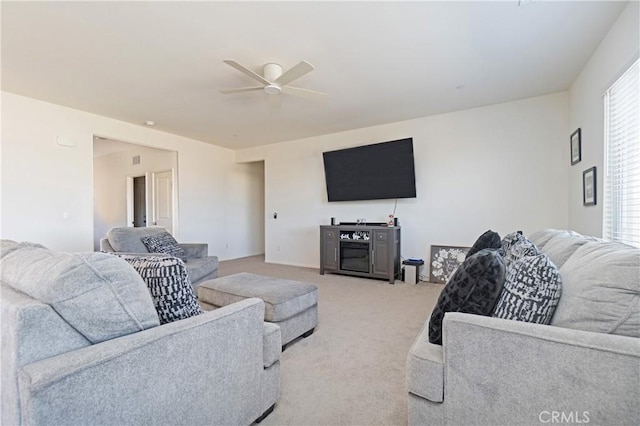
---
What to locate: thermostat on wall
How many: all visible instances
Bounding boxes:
[56,136,77,147]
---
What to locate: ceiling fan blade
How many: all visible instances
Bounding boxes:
[281,85,328,98]
[274,61,315,86]
[219,86,263,94]
[223,60,271,85]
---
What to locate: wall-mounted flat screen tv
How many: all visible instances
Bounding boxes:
[323,138,417,202]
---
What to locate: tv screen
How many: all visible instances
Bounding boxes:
[323,138,417,202]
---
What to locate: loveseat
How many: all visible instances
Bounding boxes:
[1,240,280,425]
[100,226,218,291]
[407,229,640,425]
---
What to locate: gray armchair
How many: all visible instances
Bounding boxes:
[100,226,218,290]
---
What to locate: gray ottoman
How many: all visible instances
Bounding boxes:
[198,272,318,349]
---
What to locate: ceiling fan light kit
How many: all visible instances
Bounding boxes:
[221,59,327,98]
[263,63,283,94]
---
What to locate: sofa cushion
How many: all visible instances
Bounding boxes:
[185,256,219,285]
[107,227,168,253]
[552,241,639,338]
[141,232,187,261]
[492,254,562,324]
[428,249,506,345]
[1,240,47,258]
[115,255,203,324]
[540,230,597,269]
[501,231,539,267]
[198,273,318,322]
[527,229,567,251]
[0,241,159,344]
[466,230,501,259]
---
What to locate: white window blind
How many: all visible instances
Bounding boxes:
[603,59,640,247]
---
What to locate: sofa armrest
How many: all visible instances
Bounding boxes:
[406,322,444,402]
[99,238,114,252]
[263,322,282,368]
[18,298,266,426]
[179,243,208,258]
[442,312,640,425]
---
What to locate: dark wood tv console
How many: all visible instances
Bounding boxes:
[319,224,401,283]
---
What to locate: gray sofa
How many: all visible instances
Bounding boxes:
[1,240,280,425]
[100,226,218,291]
[407,229,640,425]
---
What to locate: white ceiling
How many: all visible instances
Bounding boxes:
[1,1,628,150]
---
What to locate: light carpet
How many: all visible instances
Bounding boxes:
[216,256,444,426]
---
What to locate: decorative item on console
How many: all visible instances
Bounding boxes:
[340,231,370,240]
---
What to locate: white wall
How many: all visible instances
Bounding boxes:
[237,92,570,270]
[93,145,177,250]
[568,1,639,236]
[1,91,262,259]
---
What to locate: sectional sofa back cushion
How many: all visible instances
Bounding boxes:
[428,248,506,345]
[0,240,159,343]
[1,240,47,258]
[107,226,169,253]
[527,229,567,251]
[551,241,640,338]
[115,254,203,324]
[540,231,598,269]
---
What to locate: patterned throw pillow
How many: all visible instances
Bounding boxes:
[501,231,539,267]
[466,230,502,259]
[141,231,187,261]
[428,248,506,345]
[492,254,562,324]
[116,254,203,324]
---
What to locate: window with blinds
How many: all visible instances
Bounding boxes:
[603,59,639,247]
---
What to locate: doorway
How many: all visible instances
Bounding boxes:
[133,176,146,227]
[151,170,174,234]
[126,171,174,234]
[93,136,178,250]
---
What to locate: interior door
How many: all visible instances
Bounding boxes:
[152,170,173,234]
[133,176,146,227]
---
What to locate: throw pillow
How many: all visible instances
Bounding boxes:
[428,248,506,345]
[492,254,562,324]
[115,254,203,324]
[501,231,539,267]
[141,231,187,261]
[0,242,159,343]
[466,230,502,259]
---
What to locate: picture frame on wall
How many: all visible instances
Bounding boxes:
[571,128,581,165]
[429,245,470,284]
[583,166,597,206]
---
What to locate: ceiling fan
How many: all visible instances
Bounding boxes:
[220,60,327,98]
